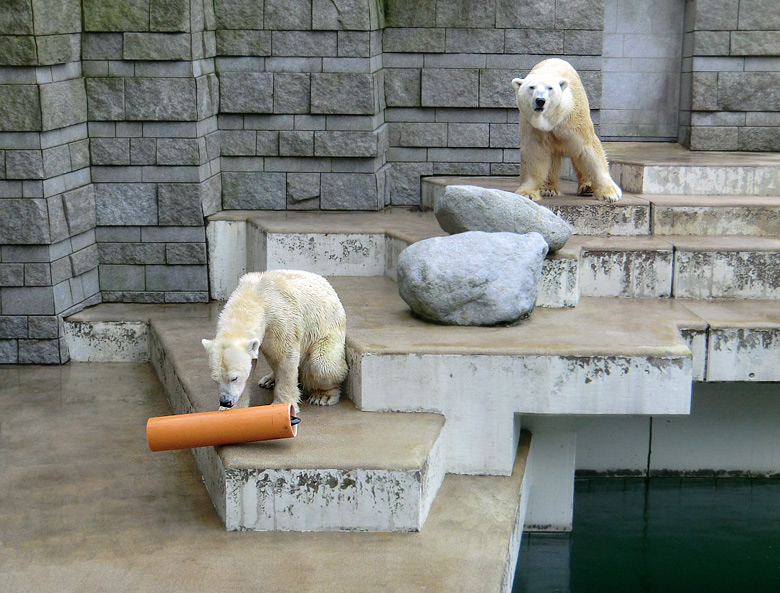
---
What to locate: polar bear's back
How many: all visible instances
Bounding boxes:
[229,270,346,341]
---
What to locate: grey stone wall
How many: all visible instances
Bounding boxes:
[215,0,389,211]
[600,0,684,140]
[82,0,219,306]
[1,0,779,362]
[0,0,97,363]
[679,0,780,150]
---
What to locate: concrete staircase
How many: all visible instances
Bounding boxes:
[64,143,780,592]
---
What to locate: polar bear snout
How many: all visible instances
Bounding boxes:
[531,86,552,112]
[218,377,248,409]
[219,391,235,408]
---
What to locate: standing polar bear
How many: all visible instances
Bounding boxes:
[202,270,348,414]
[512,58,621,203]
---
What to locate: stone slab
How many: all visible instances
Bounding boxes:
[650,195,780,236]
[681,299,780,382]
[421,177,653,236]
[149,315,447,532]
[577,236,675,298]
[669,236,780,299]
[340,278,694,475]
[603,142,780,196]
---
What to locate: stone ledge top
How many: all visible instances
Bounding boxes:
[679,299,780,329]
[604,142,780,167]
[210,208,449,244]
[151,313,445,472]
[334,276,698,357]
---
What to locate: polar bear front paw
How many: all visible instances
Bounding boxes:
[540,187,560,197]
[258,373,275,389]
[308,389,340,406]
[595,181,622,203]
[515,187,542,202]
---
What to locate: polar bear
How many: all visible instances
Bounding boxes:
[201,270,348,413]
[511,58,621,203]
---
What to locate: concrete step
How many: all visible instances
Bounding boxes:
[650,195,780,237]
[421,176,653,236]
[209,208,580,307]
[575,235,780,299]
[64,284,779,531]
[67,303,447,533]
[421,177,780,237]
[604,142,780,196]
[339,277,696,477]
[207,210,780,302]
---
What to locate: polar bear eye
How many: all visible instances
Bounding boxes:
[529,85,535,90]
[230,375,238,382]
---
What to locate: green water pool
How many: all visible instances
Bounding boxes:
[514,478,780,593]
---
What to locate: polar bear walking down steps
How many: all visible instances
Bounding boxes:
[202,270,348,414]
[512,58,622,203]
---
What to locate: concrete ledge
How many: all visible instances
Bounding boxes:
[421,176,652,236]
[604,142,780,196]
[339,277,697,475]
[148,314,447,532]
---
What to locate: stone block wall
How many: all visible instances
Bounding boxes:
[214,0,389,211]
[1,0,779,362]
[0,0,97,363]
[600,0,684,140]
[82,0,220,305]
[679,0,780,150]
[383,0,606,204]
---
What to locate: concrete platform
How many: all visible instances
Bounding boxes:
[65,281,779,531]
[0,362,529,593]
[603,142,780,195]
[150,314,447,532]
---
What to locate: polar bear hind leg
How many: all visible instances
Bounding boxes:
[301,335,348,406]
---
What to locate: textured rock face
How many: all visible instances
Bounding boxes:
[434,185,573,252]
[397,231,549,326]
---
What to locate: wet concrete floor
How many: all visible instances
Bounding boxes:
[0,363,274,592]
[0,362,523,593]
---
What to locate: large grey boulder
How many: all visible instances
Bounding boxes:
[397,231,549,326]
[434,185,573,252]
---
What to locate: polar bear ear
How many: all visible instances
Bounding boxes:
[202,338,213,352]
[246,338,261,359]
[511,77,524,91]
[559,79,569,92]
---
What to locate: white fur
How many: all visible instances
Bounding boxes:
[201,270,348,414]
[512,58,622,203]
[512,73,571,133]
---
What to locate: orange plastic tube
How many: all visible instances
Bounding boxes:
[147,403,298,452]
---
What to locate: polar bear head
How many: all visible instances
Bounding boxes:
[511,74,571,132]
[201,337,260,408]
